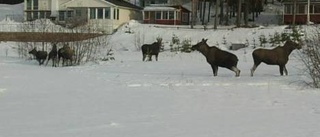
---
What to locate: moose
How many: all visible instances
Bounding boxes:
[191,38,241,77]
[46,43,58,67]
[29,48,48,65]
[57,44,74,66]
[250,40,302,76]
[141,39,162,61]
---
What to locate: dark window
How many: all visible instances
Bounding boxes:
[27,0,32,10]
[105,7,110,19]
[67,11,73,18]
[298,4,305,14]
[26,12,32,21]
[117,9,119,20]
[40,12,45,18]
[314,4,320,13]
[144,11,149,19]
[98,8,103,19]
[284,4,292,14]
[156,11,161,19]
[90,8,96,19]
[33,11,38,19]
[76,10,81,16]
[33,0,38,10]
[169,11,174,19]
[163,11,168,19]
[59,11,65,21]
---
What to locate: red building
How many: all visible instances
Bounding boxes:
[283,0,320,24]
[143,4,190,25]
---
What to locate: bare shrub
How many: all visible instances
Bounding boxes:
[299,37,320,88]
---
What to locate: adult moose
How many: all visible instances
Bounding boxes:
[141,38,162,61]
[29,48,48,65]
[57,44,74,66]
[191,38,240,77]
[250,40,302,76]
[46,43,58,67]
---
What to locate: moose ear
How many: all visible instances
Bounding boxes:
[204,39,208,42]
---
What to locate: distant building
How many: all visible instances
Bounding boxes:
[283,0,320,24]
[143,4,190,25]
[24,0,142,34]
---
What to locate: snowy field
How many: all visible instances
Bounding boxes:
[1,19,320,137]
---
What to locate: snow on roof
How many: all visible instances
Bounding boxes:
[143,6,176,11]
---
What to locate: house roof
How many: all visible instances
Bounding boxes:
[105,0,142,10]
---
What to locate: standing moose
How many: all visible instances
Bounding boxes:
[250,40,302,76]
[58,44,74,66]
[141,38,162,61]
[191,38,241,77]
[46,43,58,67]
[29,48,48,65]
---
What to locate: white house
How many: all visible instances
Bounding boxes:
[24,0,142,34]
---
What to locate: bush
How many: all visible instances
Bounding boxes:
[300,38,320,88]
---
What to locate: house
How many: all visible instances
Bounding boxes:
[24,0,143,34]
[283,0,320,24]
[143,4,190,25]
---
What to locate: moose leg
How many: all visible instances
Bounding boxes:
[231,66,241,77]
[250,62,261,76]
[142,54,146,61]
[279,65,287,76]
[148,55,152,61]
[211,64,218,76]
[155,54,158,61]
[284,66,288,75]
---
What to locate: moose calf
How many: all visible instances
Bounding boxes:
[29,48,48,65]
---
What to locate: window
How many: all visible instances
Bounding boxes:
[40,12,45,18]
[156,11,161,19]
[284,4,292,14]
[90,8,96,19]
[98,8,103,19]
[298,4,305,14]
[144,11,149,19]
[117,9,119,20]
[67,11,73,18]
[182,12,188,22]
[163,11,168,19]
[59,11,65,21]
[33,0,38,10]
[105,7,110,19]
[26,12,32,21]
[27,0,32,10]
[76,10,81,16]
[33,11,38,19]
[314,4,320,13]
[169,11,174,19]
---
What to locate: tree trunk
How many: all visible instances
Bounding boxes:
[214,0,219,29]
[237,0,242,27]
[292,0,297,25]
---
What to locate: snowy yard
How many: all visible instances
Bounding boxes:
[0,20,320,137]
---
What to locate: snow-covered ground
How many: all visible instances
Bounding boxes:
[1,3,320,137]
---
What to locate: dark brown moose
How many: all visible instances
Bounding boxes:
[57,44,74,66]
[250,40,302,76]
[191,38,241,77]
[141,39,162,61]
[29,48,48,65]
[46,43,58,67]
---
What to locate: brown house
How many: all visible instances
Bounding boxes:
[283,0,320,24]
[143,4,190,25]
